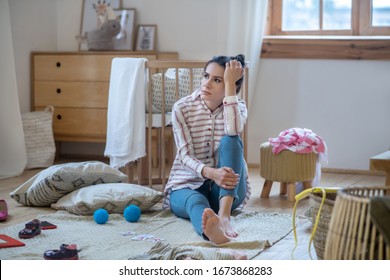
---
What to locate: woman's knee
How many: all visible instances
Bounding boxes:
[219,136,244,164]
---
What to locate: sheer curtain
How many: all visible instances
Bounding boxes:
[0,0,27,178]
[226,0,268,109]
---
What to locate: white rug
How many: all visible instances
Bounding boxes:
[0,210,294,260]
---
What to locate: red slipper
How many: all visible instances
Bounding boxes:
[19,219,41,239]
[0,199,8,222]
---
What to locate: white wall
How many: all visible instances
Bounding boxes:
[0,0,27,178]
[249,59,390,171]
[8,0,390,171]
[121,0,229,58]
[9,0,57,112]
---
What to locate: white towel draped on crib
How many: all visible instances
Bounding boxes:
[104,58,148,168]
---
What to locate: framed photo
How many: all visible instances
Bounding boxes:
[113,9,136,50]
[135,25,157,51]
[79,0,121,51]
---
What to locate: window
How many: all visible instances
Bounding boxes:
[262,0,390,59]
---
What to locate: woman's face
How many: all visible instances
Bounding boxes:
[201,62,225,111]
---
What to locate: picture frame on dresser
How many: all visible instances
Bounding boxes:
[113,9,136,50]
[79,0,121,51]
[135,25,157,51]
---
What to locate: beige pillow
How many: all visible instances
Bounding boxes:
[10,161,128,206]
[51,183,163,215]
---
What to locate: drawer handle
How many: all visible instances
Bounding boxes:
[56,62,61,68]
[56,88,61,94]
[56,114,62,120]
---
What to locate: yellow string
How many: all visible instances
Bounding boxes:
[291,187,337,260]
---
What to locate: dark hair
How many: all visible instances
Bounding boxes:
[204,54,245,94]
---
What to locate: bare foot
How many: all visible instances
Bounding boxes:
[202,208,230,245]
[220,217,238,238]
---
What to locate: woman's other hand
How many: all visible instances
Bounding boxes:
[202,166,240,189]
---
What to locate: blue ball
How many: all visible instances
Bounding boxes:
[124,205,141,222]
[94,208,109,224]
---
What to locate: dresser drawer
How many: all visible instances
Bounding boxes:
[31,52,178,146]
[44,108,108,142]
[33,54,156,81]
[34,81,109,108]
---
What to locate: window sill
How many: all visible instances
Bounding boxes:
[261,36,390,60]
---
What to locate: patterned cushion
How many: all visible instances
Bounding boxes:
[9,161,128,206]
[148,68,203,113]
[51,183,163,215]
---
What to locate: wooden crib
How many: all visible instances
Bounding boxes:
[124,60,249,189]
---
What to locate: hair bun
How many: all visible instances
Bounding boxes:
[235,54,245,66]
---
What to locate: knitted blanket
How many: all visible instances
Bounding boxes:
[0,210,294,260]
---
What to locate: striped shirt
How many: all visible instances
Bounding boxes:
[162,89,251,209]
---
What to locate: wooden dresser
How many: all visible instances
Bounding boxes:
[31,51,178,144]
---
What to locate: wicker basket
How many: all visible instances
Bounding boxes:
[308,192,337,260]
[21,106,55,169]
[324,186,390,260]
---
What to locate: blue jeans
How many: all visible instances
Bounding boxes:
[169,135,247,236]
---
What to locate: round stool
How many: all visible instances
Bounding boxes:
[259,142,318,202]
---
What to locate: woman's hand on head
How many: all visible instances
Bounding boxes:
[224,60,244,85]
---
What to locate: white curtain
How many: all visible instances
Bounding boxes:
[226,0,268,110]
[0,0,27,179]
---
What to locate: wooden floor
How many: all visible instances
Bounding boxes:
[0,165,386,260]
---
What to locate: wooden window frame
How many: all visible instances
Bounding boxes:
[262,0,390,59]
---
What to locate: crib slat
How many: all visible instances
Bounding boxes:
[147,66,153,186]
[161,68,167,186]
